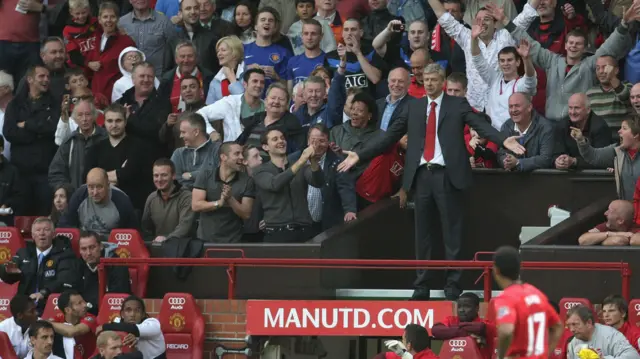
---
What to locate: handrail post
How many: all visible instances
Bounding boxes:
[483,266,492,301]
[226,264,237,300]
[98,263,106,301]
[622,263,632,301]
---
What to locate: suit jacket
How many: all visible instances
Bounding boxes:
[375,96,410,130]
[359,95,506,191]
[498,112,555,172]
[289,150,357,230]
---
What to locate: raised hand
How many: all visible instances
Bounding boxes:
[337,151,360,172]
[485,2,506,24]
[471,18,483,39]
[570,126,584,142]
[517,39,531,58]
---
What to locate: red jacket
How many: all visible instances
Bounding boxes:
[63,17,100,70]
[409,77,426,98]
[619,321,640,353]
[464,125,498,168]
[84,31,136,101]
[432,316,496,359]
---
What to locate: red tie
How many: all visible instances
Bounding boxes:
[424,101,437,162]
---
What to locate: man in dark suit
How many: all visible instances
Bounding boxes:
[338,63,524,300]
[291,125,357,233]
[376,67,411,131]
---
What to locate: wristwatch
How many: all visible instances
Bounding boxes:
[213,200,219,209]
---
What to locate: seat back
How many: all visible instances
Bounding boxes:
[0,331,18,359]
[0,283,18,322]
[629,299,640,327]
[559,298,593,323]
[14,216,38,240]
[55,228,82,256]
[159,293,205,359]
[108,229,149,297]
[0,227,25,264]
[41,294,62,320]
[439,336,484,359]
[97,293,130,325]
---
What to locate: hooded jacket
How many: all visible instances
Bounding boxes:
[48,126,108,190]
[111,47,161,103]
[84,30,137,101]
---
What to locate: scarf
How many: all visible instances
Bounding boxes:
[170,68,204,113]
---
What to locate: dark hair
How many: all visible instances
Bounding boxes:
[308,124,330,138]
[446,72,468,89]
[344,17,362,29]
[153,158,176,173]
[351,92,378,123]
[623,115,640,136]
[180,112,207,133]
[243,68,266,83]
[232,0,258,35]
[242,144,258,159]
[26,65,48,79]
[498,46,524,75]
[104,103,127,120]
[459,292,480,307]
[29,320,54,338]
[121,295,147,317]
[99,1,120,16]
[78,230,101,245]
[566,29,587,43]
[58,289,82,313]
[443,0,465,13]
[404,324,431,352]
[180,74,201,87]
[493,245,521,281]
[567,305,595,325]
[260,129,285,146]
[301,18,323,32]
[41,37,64,53]
[50,183,75,226]
[10,294,34,318]
[295,0,314,5]
[220,141,241,159]
[64,68,87,83]
[602,294,628,321]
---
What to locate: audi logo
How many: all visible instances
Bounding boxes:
[564,302,582,309]
[449,340,467,347]
[107,298,124,306]
[168,298,186,305]
[114,233,132,241]
[53,298,58,305]
[0,299,9,306]
[635,304,640,312]
[58,233,73,238]
[0,232,11,239]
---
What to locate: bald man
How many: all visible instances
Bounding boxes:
[377,67,411,131]
[553,93,611,170]
[497,93,555,172]
[409,49,430,98]
[59,168,139,237]
[579,200,637,246]
[630,83,640,115]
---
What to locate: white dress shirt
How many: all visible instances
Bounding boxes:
[420,92,445,167]
[0,317,31,358]
[25,352,64,359]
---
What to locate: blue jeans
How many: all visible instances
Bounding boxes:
[0,41,40,90]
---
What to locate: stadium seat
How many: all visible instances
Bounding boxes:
[629,299,640,327]
[14,216,38,240]
[0,331,18,359]
[159,293,205,359]
[55,228,81,256]
[559,298,593,323]
[0,227,25,264]
[0,283,17,321]
[41,294,62,320]
[97,293,130,325]
[439,336,484,359]
[108,229,149,297]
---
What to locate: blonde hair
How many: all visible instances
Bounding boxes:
[216,36,244,63]
[97,331,121,348]
[69,0,90,9]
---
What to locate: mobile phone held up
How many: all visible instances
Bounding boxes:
[392,23,405,32]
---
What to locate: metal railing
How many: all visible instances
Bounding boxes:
[98,257,632,301]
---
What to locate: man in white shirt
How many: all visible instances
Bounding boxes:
[26,320,63,359]
[0,294,39,358]
[0,71,13,161]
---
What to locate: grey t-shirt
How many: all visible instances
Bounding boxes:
[78,198,121,238]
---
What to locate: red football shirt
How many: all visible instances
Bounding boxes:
[619,321,640,353]
[442,316,497,359]
[493,283,560,359]
[54,313,98,359]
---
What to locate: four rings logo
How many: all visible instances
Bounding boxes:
[564,302,582,309]
[169,297,186,309]
[58,232,73,239]
[0,232,11,239]
[449,340,467,347]
[114,233,132,241]
[635,304,640,312]
[108,297,124,309]
[0,299,9,307]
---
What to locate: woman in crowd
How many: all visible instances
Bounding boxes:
[206,36,246,104]
[231,1,258,44]
[50,183,74,226]
[311,67,332,95]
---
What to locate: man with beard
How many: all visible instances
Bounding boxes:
[3,65,60,216]
[16,38,68,103]
[192,142,255,242]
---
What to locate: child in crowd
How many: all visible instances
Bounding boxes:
[63,0,100,75]
[111,46,160,103]
[286,0,336,56]
[66,68,109,110]
[465,125,499,168]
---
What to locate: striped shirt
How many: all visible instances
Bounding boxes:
[586,82,633,130]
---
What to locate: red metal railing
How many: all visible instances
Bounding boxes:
[98,257,632,301]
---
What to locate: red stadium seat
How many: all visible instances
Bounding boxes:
[108,229,149,297]
[629,299,640,327]
[159,293,205,359]
[0,282,18,322]
[55,228,81,256]
[559,298,593,323]
[14,216,38,240]
[439,336,484,359]
[0,227,25,264]
[41,294,62,321]
[97,293,130,325]
[0,331,18,359]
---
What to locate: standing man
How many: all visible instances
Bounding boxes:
[492,246,564,359]
[338,63,525,300]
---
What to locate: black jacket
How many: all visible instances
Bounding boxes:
[0,158,26,222]
[164,23,221,75]
[118,88,172,159]
[80,248,131,316]
[0,236,79,311]
[375,96,410,130]
[553,112,612,169]
[2,91,60,176]
[238,112,306,159]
